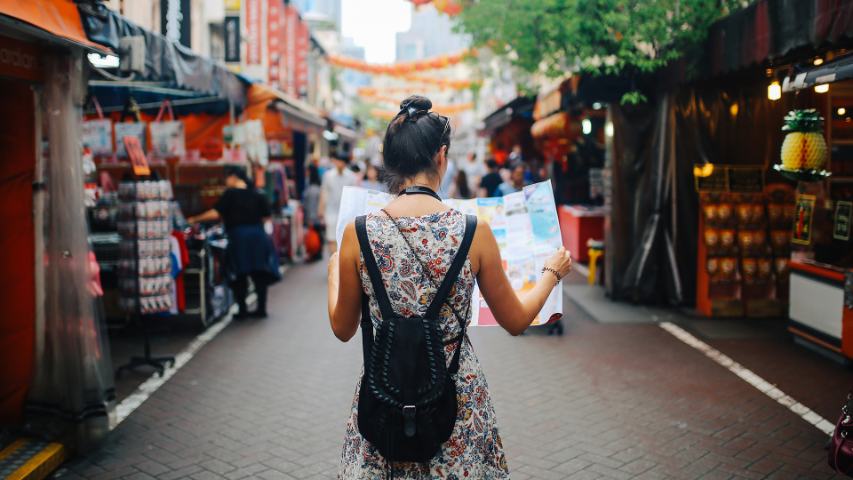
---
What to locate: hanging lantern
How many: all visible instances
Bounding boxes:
[774,109,831,181]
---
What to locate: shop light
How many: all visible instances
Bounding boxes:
[729,103,739,117]
[767,81,782,101]
[838,107,847,116]
[88,53,120,68]
[693,163,715,178]
[582,118,592,135]
[814,57,824,66]
[592,102,602,110]
[604,121,614,138]
[815,83,830,94]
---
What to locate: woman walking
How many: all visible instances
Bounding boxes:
[327,96,572,478]
[188,166,281,318]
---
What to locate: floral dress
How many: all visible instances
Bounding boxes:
[339,210,510,479]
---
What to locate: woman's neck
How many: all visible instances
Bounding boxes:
[400,173,440,192]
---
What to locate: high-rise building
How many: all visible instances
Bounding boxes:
[291,0,342,31]
[396,6,468,62]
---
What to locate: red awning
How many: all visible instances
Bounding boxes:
[0,0,109,52]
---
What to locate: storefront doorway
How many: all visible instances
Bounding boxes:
[0,77,36,425]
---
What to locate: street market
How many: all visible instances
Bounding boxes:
[0,0,853,479]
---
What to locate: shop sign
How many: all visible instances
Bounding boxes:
[245,0,262,65]
[792,193,816,245]
[161,0,192,48]
[123,136,150,177]
[224,16,240,63]
[0,35,41,82]
[834,200,852,241]
[727,167,764,193]
[224,0,241,10]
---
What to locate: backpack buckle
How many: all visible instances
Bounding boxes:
[402,405,417,438]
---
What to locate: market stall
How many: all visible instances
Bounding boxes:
[0,0,115,452]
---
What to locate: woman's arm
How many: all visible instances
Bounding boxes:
[327,222,363,341]
[188,209,221,225]
[472,223,572,336]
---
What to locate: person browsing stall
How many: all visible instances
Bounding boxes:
[188,166,281,319]
[327,95,573,478]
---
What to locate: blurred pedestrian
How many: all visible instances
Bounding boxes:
[188,166,280,319]
[460,152,485,193]
[497,164,528,196]
[327,95,573,479]
[361,163,385,192]
[478,159,502,197]
[450,169,472,199]
[303,164,324,261]
[507,144,523,169]
[319,154,358,253]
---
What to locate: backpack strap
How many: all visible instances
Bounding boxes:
[355,215,397,321]
[424,214,477,374]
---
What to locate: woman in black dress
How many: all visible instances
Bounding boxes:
[188,166,281,318]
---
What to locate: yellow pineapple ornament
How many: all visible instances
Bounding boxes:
[775,109,831,181]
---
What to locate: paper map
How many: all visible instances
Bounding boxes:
[336,180,564,326]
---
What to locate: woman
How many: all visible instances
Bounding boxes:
[450,168,472,199]
[361,162,385,192]
[327,96,573,478]
[188,166,280,319]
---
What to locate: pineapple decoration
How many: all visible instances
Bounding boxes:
[775,109,831,180]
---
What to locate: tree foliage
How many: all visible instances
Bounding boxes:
[455,0,747,102]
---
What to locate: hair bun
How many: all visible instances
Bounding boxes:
[400,95,432,112]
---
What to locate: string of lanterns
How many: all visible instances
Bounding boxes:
[326,49,474,76]
[370,102,474,119]
[409,0,463,15]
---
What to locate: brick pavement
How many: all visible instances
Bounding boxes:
[58,262,844,479]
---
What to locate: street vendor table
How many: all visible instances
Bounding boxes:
[558,205,606,263]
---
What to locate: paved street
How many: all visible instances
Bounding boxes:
[59,261,849,480]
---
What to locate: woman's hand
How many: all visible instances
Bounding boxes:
[544,246,573,281]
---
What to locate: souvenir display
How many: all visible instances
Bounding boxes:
[117,180,174,315]
[697,186,794,317]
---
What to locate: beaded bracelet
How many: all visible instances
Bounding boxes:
[542,266,562,283]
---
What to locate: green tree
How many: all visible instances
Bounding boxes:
[456,0,746,103]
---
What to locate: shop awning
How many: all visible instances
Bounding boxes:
[77,3,248,108]
[0,0,108,52]
[531,112,578,140]
[783,52,853,91]
[246,84,325,133]
[481,96,535,134]
[707,0,853,76]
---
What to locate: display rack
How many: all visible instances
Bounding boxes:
[115,180,176,377]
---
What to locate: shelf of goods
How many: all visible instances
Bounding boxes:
[695,184,794,318]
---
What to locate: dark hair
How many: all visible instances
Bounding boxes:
[382,95,451,193]
[307,164,321,186]
[224,165,250,184]
[486,159,498,170]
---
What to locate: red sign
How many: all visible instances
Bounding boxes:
[245,0,262,65]
[123,136,150,176]
[0,35,41,82]
[267,0,284,87]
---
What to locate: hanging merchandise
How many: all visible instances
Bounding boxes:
[81,96,113,156]
[775,109,831,181]
[149,100,186,158]
[117,180,175,315]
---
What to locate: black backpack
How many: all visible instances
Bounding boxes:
[354,213,477,464]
